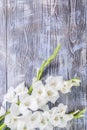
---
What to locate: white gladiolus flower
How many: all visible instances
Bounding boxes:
[70,78,81,86]
[57,114,73,128]
[58,120,67,128]
[41,105,49,111]
[15,82,28,96]
[36,97,47,108]
[32,80,44,91]
[49,112,68,128]
[60,79,81,94]
[56,103,67,114]
[43,111,50,118]
[0,107,5,116]
[5,114,18,130]
[17,120,27,130]
[50,96,59,104]
[0,46,82,130]
[45,86,59,102]
[38,114,48,130]
[19,93,29,101]
[32,77,37,83]
[18,104,31,116]
[48,104,73,128]
[27,112,41,129]
[50,113,61,126]
[60,81,72,93]
[17,119,33,130]
[45,76,64,90]
[32,85,48,107]
[4,87,17,103]
[32,85,46,98]
[32,80,44,89]
[20,95,39,111]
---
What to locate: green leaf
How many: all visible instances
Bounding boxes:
[0,111,10,128]
[0,118,4,126]
[3,126,10,130]
[70,110,80,115]
[74,115,84,119]
[72,109,86,119]
[0,124,10,130]
[0,116,5,122]
[77,108,86,115]
[0,123,6,130]
[0,111,10,129]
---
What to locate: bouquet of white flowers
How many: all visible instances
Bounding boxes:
[0,45,85,130]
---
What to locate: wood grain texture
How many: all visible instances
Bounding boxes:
[0,0,7,106]
[0,0,87,130]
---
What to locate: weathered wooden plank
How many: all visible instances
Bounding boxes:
[67,0,87,130]
[0,0,7,106]
[7,0,26,87]
[6,0,87,130]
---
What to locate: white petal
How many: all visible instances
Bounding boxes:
[10,103,20,116]
[50,113,61,126]
[43,125,53,130]
[19,104,31,116]
[36,97,47,108]
[63,114,73,121]
[17,120,27,130]
[21,95,39,111]
[41,105,49,111]
[32,85,46,98]
[57,103,67,114]
[15,82,28,96]
[46,87,59,101]
[0,107,5,116]
[60,81,72,93]
[5,114,18,129]
[58,121,67,128]
[38,115,48,130]
[28,112,41,129]
[32,80,44,89]
[51,96,59,103]
[45,76,64,90]
[4,87,17,103]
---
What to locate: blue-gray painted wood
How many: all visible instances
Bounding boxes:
[0,0,87,130]
[0,0,7,106]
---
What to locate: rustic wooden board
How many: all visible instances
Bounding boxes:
[0,0,7,106]
[0,0,87,130]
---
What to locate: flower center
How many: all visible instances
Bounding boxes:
[51,82,56,87]
[47,91,52,96]
[38,90,43,95]
[41,119,46,125]
[54,116,59,121]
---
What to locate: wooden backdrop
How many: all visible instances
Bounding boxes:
[0,0,87,130]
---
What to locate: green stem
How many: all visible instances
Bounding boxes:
[28,85,33,95]
[0,123,6,130]
[36,44,61,80]
[28,44,61,94]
